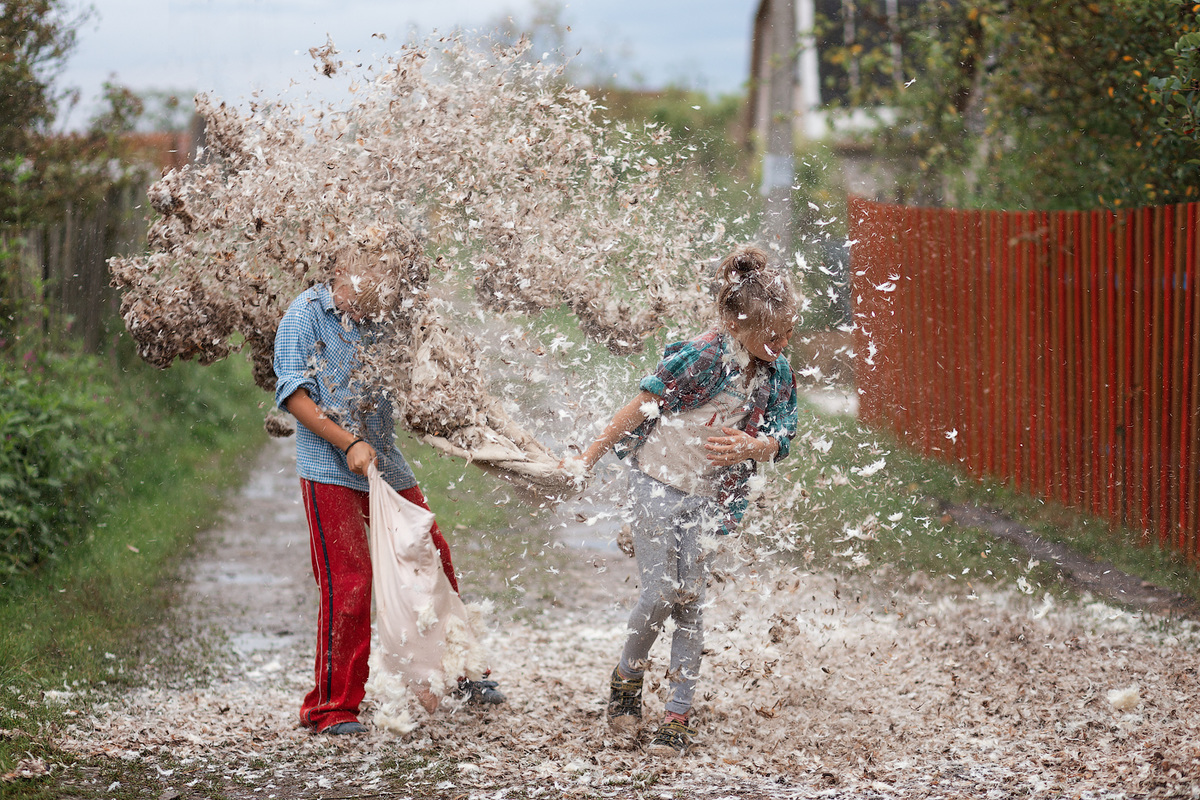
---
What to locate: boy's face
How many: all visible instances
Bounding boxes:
[333,255,394,322]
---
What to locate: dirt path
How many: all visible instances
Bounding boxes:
[54,434,1200,799]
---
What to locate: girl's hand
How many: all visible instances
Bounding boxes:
[346,439,377,476]
[705,427,778,465]
[559,455,590,476]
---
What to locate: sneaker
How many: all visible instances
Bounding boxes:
[606,667,643,733]
[647,718,695,756]
[456,677,506,705]
[321,720,368,735]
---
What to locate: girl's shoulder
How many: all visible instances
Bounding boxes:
[664,328,723,355]
[659,329,726,371]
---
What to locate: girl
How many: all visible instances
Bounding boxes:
[570,245,798,756]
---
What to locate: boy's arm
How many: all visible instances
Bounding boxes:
[578,390,660,471]
[283,388,377,476]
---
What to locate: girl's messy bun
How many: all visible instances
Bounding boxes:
[715,245,797,332]
[722,246,770,278]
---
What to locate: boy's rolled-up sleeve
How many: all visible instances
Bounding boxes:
[273,300,319,412]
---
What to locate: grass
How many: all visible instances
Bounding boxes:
[939,462,1200,605]
[767,395,1200,608]
[0,355,268,798]
[396,430,577,615]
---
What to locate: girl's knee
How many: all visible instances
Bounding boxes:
[633,591,674,622]
[672,599,703,627]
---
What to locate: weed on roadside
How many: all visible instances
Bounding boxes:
[0,357,266,797]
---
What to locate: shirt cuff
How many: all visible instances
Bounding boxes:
[274,375,317,413]
[772,432,791,461]
[639,375,666,397]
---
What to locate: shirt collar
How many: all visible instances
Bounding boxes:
[312,283,339,315]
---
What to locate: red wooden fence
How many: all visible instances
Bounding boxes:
[848,197,1200,560]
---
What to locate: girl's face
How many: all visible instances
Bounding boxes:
[729,317,794,362]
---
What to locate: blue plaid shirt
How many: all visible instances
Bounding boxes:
[614,329,798,533]
[273,284,417,494]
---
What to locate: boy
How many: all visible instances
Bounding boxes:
[273,248,503,735]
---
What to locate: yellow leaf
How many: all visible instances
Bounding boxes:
[1108,87,1114,97]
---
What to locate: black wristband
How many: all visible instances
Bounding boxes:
[344,437,365,456]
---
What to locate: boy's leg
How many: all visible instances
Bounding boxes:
[396,484,458,594]
[299,479,372,732]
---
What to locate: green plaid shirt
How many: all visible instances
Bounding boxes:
[614,329,798,533]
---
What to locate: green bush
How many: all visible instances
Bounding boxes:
[0,353,132,574]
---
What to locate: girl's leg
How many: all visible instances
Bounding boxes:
[618,471,687,679]
[662,504,714,716]
[299,479,372,731]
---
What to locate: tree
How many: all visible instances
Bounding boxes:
[828,0,1200,210]
[0,0,89,226]
[1148,26,1200,160]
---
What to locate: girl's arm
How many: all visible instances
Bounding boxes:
[577,389,660,470]
[283,388,377,476]
[706,373,797,466]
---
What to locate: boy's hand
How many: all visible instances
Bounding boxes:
[705,427,778,465]
[346,439,377,476]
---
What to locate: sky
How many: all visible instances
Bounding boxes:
[58,0,758,128]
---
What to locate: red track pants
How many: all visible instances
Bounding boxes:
[298,478,458,731]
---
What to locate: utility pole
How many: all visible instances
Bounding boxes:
[761,0,796,256]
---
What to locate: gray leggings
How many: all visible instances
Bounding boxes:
[619,469,722,716]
